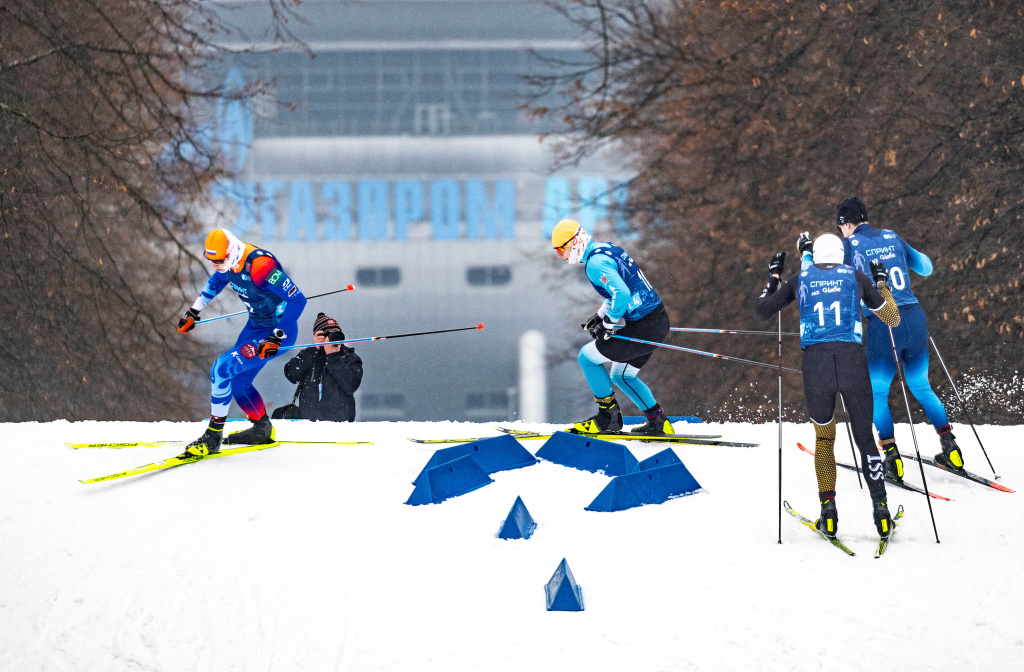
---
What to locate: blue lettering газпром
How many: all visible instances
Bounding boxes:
[394,180,424,241]
[577,177,609,234]
[466,180,515,240]
[211,176,626,242]
[542,178,572,240]
[358,181,388,241]
[259,182,285,241]
[321,182,352,240]
[287,181,317,241]
[431,180,461,240]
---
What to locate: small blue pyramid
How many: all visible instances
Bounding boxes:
[545,558,584,611]
[497,495,537,540]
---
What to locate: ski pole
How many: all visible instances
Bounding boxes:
[777,312,783,545]
[888,326,940,543]
[670,327,800,337]
[196,285,356,325]
[838,394,863,490]
[609,334,801,373]
[929,335,999,479]
[278,323,485,352]
[616,325,800,336]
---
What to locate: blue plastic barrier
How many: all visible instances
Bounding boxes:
[412,434,538,486]
[405,455,494,505]
[545,558,584,611]
[497,495,537,540]
[535,432,639,476]
[638,448,683,471]
[585,461,702,512]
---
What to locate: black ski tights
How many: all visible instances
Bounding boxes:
[802,342,886,496]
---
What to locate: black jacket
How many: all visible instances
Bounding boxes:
[283,345,363,422]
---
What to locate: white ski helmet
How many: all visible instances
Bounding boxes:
[812,233,845,265]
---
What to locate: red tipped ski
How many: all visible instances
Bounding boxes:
[900,451,1014,493]
[797,443,951,501]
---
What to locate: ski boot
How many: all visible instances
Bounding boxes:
[815,491,839,539]
[871,490,894,539]
[224,413,276,445]
[630,405,674,436]
[879,438,904,483]
[573,394,623,434]
[179,420,224,459]
[933,426,964,471]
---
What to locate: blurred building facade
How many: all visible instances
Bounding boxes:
[202,0,630,422]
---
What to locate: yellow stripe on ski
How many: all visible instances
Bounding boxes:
[66,441,176,449]
[68,439,371,449]
[79,442,282,484]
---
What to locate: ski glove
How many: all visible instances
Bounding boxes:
[768,252,786,279]
[589,315,615,341]
[582,313,602,331]
[796,232,813,256]
[869,259,889,285]
[257,329,286,359]
[177,308,200,333]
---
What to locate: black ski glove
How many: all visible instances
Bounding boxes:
[589,315,615,341]
[796,232,813,256]
[582,313,602,331]
[769,252,786,279]
[870,259,889,285]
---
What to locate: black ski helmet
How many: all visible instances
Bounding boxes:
[836,197,868,227]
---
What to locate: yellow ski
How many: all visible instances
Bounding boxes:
[79,442,283,483]
[67,441,177,449]
[68,439,371,449]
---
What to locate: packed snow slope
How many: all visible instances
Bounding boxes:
[1,420,1021,672]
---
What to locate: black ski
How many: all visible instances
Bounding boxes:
[496,426,723,440]
[796,443,951,501]
[498,426,757,447]
[899,451,1014,493]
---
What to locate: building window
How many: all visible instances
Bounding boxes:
[466,391,509,411]
[466,265,511,287]
[356,267,401,287]
[361,393,405,410]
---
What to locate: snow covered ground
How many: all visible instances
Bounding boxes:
[1,419,1021,672]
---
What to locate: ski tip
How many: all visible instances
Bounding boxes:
[476,323,485,330]
[346,284,354,290]
[990,482,1015,493]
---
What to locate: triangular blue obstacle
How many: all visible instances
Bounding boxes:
[497,495,537,540]
[412,434,538,486]
[405,455,494,505]
[638,448,683,471]
[535,431,639,476]
[585,457,703,512]
[545,558,584,611]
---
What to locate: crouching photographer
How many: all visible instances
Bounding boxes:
[278,312,363,421]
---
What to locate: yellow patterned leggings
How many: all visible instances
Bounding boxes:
[813,419,838,492]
